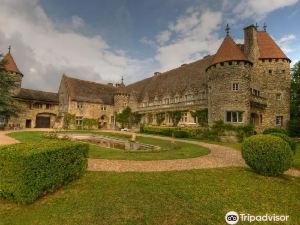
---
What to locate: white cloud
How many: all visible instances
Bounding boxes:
[233,0,299,19]
[156,30,172,45]
[0,0,152,91]
[71,16,85,29]
[278,34,296,45]
[277,34,298,54]
[154,9,223,71]
[140,37,156,48]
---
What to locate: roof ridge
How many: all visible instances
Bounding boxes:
[20,88,57,95]
[64,74,117,89]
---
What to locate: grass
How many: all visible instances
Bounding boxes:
[8,131,210,161]
[0,168,299,225]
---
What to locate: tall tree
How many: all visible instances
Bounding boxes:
[0,55,20,120]
[289,61,300,136]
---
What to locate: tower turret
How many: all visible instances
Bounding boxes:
[114,77,129,112]
[3,47,23,95]
[206,27,252,126]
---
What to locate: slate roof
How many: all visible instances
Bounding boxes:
[3,52,23,75]
[257,31,290,61]
[126,55,213,102]
[15,88,58,103]
[211,35,249,66]
[63,75,117,105]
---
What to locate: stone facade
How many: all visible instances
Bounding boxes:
[2,25,291,131]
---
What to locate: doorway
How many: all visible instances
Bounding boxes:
[25,119,32,128]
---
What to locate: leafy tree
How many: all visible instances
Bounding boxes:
[156,112,165,125]
[63,112,75,129]
[289,61,300,136]
[116,107,132,128]
[190,108,208,126]
[0,55,20,122]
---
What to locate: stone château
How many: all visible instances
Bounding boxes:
[0,25,291,131]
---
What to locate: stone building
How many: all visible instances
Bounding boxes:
[1,25,291,131]
[1,51,59,129]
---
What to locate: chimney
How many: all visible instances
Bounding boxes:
[244,24,259,62]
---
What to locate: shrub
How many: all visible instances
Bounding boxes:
[242,135,293,176]
[173,130,189,138]
[263,128,288,135]
[270,133,297,154]
[0,141,88,204]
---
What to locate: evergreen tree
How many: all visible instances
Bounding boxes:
[0,55,20,121]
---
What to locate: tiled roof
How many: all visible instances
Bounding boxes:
[15,88,58,103]
[257,31,290,60]
[3,52,22,75]
[211,35,249,66]
[126,55,213,102]
[63,75,117,105]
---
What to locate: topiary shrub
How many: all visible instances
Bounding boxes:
[0,141,88,204]
[173,130,189,138]
[263,128,288,135]
[242,135,293,176]
[269,133,297,154]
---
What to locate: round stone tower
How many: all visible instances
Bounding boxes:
[206,34,252,126]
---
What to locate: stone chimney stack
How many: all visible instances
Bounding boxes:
[244,25,259,62]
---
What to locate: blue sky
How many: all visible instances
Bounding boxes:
[0,0,300,91]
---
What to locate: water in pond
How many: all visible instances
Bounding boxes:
[58,134,160,152]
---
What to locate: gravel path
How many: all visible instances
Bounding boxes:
[1,129,299,176]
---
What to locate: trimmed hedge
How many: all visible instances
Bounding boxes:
[242,135,293,176]
[270,133,297,154]
[173,130,189,138]
[0,141,88,204]
[263,128,288,135]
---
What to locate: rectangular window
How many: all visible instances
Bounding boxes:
[101,105,107,111]
[276,93,282,100]
[181,112,188,123]
[276,116,283,126]
[77,102,83,109]
[232,83,239,91]
[76,116,83,126]
[0,116,6,125]
[226,111,243,123]
[175,97,179,103]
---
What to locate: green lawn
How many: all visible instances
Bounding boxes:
[1,168,299,225]
[8,132,210,161]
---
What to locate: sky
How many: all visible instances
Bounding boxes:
[0,0,300,92]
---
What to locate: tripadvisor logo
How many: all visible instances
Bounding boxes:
[225,211,289,224]
[225,211,239,224]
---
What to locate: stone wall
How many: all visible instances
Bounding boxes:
[207,61,252,126]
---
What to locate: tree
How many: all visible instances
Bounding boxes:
[0,56,20,122]
[132,112,142,125]
[116,107,132,128]
[63,112,75,129]
[83,118,98,129]
[289,61,300,136]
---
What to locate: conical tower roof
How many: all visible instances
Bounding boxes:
[211,35,249,66]
[3,51,23,75]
